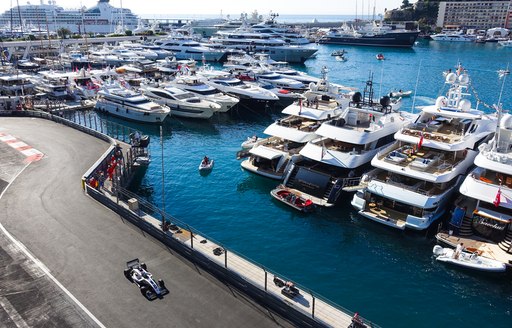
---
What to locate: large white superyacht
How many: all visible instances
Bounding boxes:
[95,86,170,123]
[352,68,497,231]
[446,111,512,252]
[275,77,414,207]
[241,92,344,180]
[210,28,317,63]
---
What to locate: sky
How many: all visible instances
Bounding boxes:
[0,0,405,17]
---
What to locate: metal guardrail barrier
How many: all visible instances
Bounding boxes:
[4,109,381,328]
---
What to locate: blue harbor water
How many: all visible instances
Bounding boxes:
[101,41,512,327]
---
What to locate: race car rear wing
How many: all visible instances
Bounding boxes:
[126,258,140,269]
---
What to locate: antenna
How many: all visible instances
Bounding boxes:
[494,64,508,151]
[411,59,422,113]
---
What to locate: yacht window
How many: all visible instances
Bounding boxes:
[193,89,219,95]
[126,98,151,105]
[173,93,195,100]
[151,90,175,100]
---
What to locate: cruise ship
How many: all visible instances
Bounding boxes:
[0,0,138,35]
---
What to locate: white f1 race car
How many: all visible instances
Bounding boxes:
[124,258,169,300]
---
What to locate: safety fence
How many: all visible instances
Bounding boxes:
[5,109,380,328]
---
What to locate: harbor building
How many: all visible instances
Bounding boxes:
[0,0,138,35]
[436,0,512,29]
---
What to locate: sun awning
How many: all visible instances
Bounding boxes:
[249,146,283,160]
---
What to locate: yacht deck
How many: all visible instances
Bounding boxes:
[361,203,408,229]
[371,169,448,196]
[378,144,464,175]
[402,121,465,144]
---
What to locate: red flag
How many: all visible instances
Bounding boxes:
[298,98,302,115]
[418,133,424,149]
[494,188,501,207]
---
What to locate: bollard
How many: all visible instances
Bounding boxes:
[224,249,228,269]
[311,294,315,318]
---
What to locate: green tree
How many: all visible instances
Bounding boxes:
[401,0,411,9]
[57,27,71,39]
[125,29,133,36]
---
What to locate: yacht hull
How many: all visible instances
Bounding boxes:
[95,101,168,123]
[319,31,420,48]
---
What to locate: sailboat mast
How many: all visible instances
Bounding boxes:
[16,0,23,35]
[120,0,124,32]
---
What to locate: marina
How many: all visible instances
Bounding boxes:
[1,1,512,328]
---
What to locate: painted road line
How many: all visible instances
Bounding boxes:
[0,133,44,163]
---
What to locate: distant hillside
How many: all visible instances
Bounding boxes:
[384,0,440,32]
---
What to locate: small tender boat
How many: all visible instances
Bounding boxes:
[376,54,385,60]
[389,90,412,98]
[331,49,347,56]
[432,245,506,273]
[270,186,315,212]
[241,135,260,149]
[199,158,214,171]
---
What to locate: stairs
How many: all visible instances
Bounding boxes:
[498,229,512,254]
[323,179,335,199]
[458,216,474,237]
[285,167,299,188]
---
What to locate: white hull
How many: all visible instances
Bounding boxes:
[199,160,214,171]
[168,104,214,119]
[433,246,506,273]
[95,100,168,123]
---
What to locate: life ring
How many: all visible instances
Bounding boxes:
[441,98,447,107]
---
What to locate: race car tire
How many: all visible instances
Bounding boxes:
[158,279,165,288]
[124,269,133,282]
[141,262,147,270]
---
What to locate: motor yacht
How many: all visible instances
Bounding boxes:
[446,110,512,254]
[96,86,170,123]
[141,85,220,119]
[166,75,239,112]
[31,71,69,98]
[154,37,228,62]
[352,66,497,231]
[241,92,343,180]
[210,28,317,63]
[198,69,278,108]
[276,77,415,207]
[0,73,34,96]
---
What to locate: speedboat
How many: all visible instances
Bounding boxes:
[95,86,170,123]
[241,135,260,149]
[389,90,412,98]
[270,185,315,212]
[199,158,214,171]
[331,49,347,56]
[141,85,220,119]
[432,245,506,273]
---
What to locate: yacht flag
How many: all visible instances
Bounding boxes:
[418,133,424,149]
[298,98,302,115]
[494,188,501,207]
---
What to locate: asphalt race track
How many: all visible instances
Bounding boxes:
[0,118,290,328]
